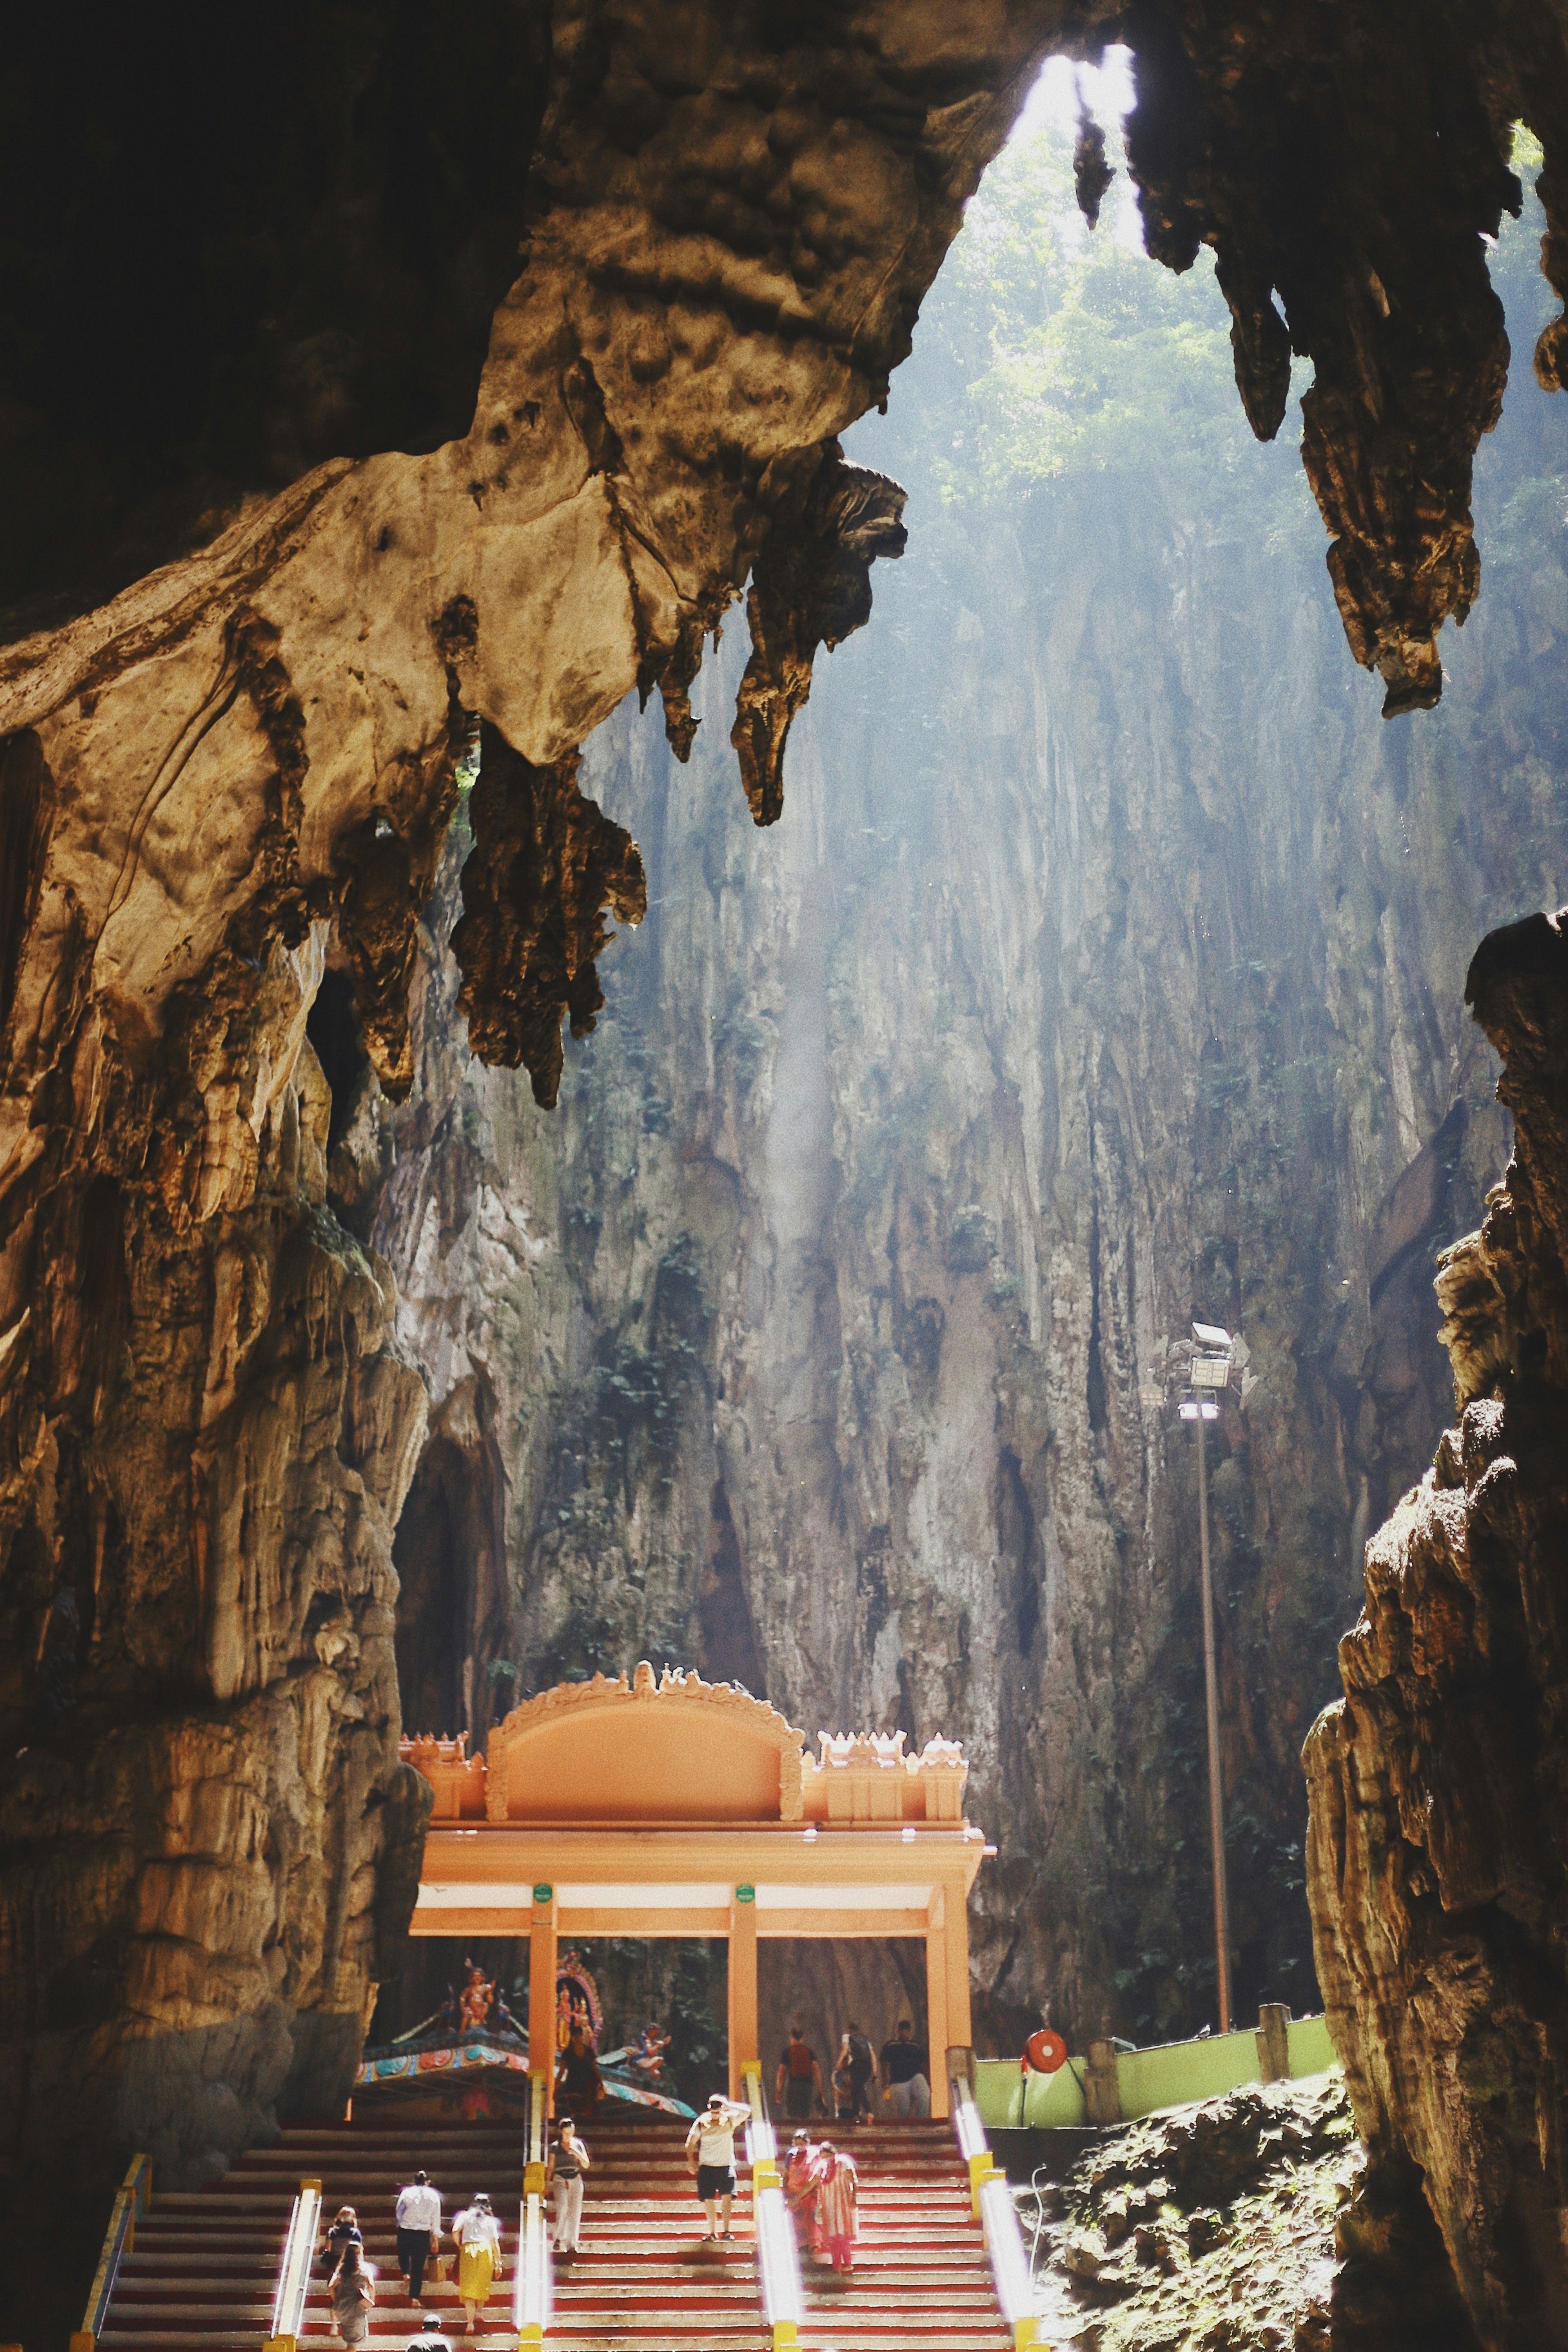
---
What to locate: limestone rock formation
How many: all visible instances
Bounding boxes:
[8,5,1568,2340]
[0,952,431,2180]
[1306,910,1568,2351]
[368,286,1565,2062]
[0,17,1057,2300]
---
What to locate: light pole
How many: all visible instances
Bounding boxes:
[1181,1321,1234,2035]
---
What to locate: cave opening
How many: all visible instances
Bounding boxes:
[393,1391,508,1745]
[306,967,369,1153]
[9,17,1568,2351]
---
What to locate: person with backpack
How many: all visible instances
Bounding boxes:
[774,2023,823,2121]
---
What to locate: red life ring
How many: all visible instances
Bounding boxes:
[1024,2028,1068,2074]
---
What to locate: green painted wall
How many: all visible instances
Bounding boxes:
[974,2012,1341,2130]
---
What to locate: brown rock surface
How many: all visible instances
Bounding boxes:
[8,3,1568,2339]
[1306,908,1568,2351]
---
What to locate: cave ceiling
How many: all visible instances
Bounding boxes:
[3,3,1568,1115]
[5,3,1568,2333]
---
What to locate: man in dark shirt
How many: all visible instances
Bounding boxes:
[775,2023,823,2120]
[845,2023,875,2121]
[879,2017,931,2118]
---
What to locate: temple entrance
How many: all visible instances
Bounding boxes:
[402,1663,991,2117]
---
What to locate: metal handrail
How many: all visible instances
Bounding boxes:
[745,2061,802,2352]
[68,2153,152,2351]
[950,2072,1046,2352]
[515,2067,552,2348]
[262,2175,322,2352]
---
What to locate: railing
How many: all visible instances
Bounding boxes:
[262,2175,322,2352]
[745,2059,803,2352]
[950,2070,1047,2352]
[68,2153,152,2352]
[514,2067,553,2348]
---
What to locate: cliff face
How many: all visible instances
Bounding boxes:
[6,5,1568,2344]
[1305,910,1568,2352]
[370,141,1568,2061]
[0,954,431,2171]
[0,10,1054,2270]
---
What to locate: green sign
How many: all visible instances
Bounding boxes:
[734,1883,756,1904]
[533,1883,553,1905]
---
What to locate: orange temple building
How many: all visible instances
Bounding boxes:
[402,1664,992,2116]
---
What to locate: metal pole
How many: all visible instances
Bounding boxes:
[1197,1411,1233,2034]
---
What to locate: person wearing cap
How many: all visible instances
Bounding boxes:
[451,2190,504,2335]
[683,2091,751,2243]
[547,2113,591,2258]
[395,2168,441,2304]
[406,2317,448,2352]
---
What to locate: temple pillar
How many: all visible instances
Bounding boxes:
[529,1883,558,2117]
[727,1884,759,2101]
[943,1868,973,2055]
[926,1885,950,2119]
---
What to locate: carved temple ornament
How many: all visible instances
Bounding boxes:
[400,1665,972,1830]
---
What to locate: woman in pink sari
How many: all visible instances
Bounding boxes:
[813,2139,859,2272]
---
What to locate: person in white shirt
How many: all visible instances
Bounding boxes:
[547,2114,591,2257]
[683,2092,752,2242]
[451,2192,504,2336]
[395,2170,442,2304]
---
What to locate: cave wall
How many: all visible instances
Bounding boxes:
[1306,910,1568,2352]
[369,199,1568,2053]
[0,15,1072,2305]
[5,4,1568,2344]
[0,948,432,2170]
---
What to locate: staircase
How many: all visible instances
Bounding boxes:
[794,2121,1012,2352]
[97,2114,525,2348]
[91,2103,1010,2351]
[546,2113,760,2349]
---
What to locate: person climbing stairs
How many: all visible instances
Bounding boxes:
[792,2120,1012,2352]
[87,2099,1014,2349]
[93,2112,525,2348]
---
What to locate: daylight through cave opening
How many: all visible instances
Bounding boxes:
[5,13,1568,2352]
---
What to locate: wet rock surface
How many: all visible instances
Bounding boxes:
[1306,908,1568,2352]
[1029,2077,1479,2351]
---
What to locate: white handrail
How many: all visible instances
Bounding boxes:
[950,2073,1045,2352]
[744,2060,802,2352]
[69,2153,152,2351]
[263,2176,321,2352]
[515,2067,552,2348]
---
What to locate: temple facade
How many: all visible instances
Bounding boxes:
[402,1664,991,2114]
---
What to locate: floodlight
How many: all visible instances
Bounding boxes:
[1191,1353,1230,1389]
[1193,1322,1232,1349]
[1179,1399,1199,1420]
